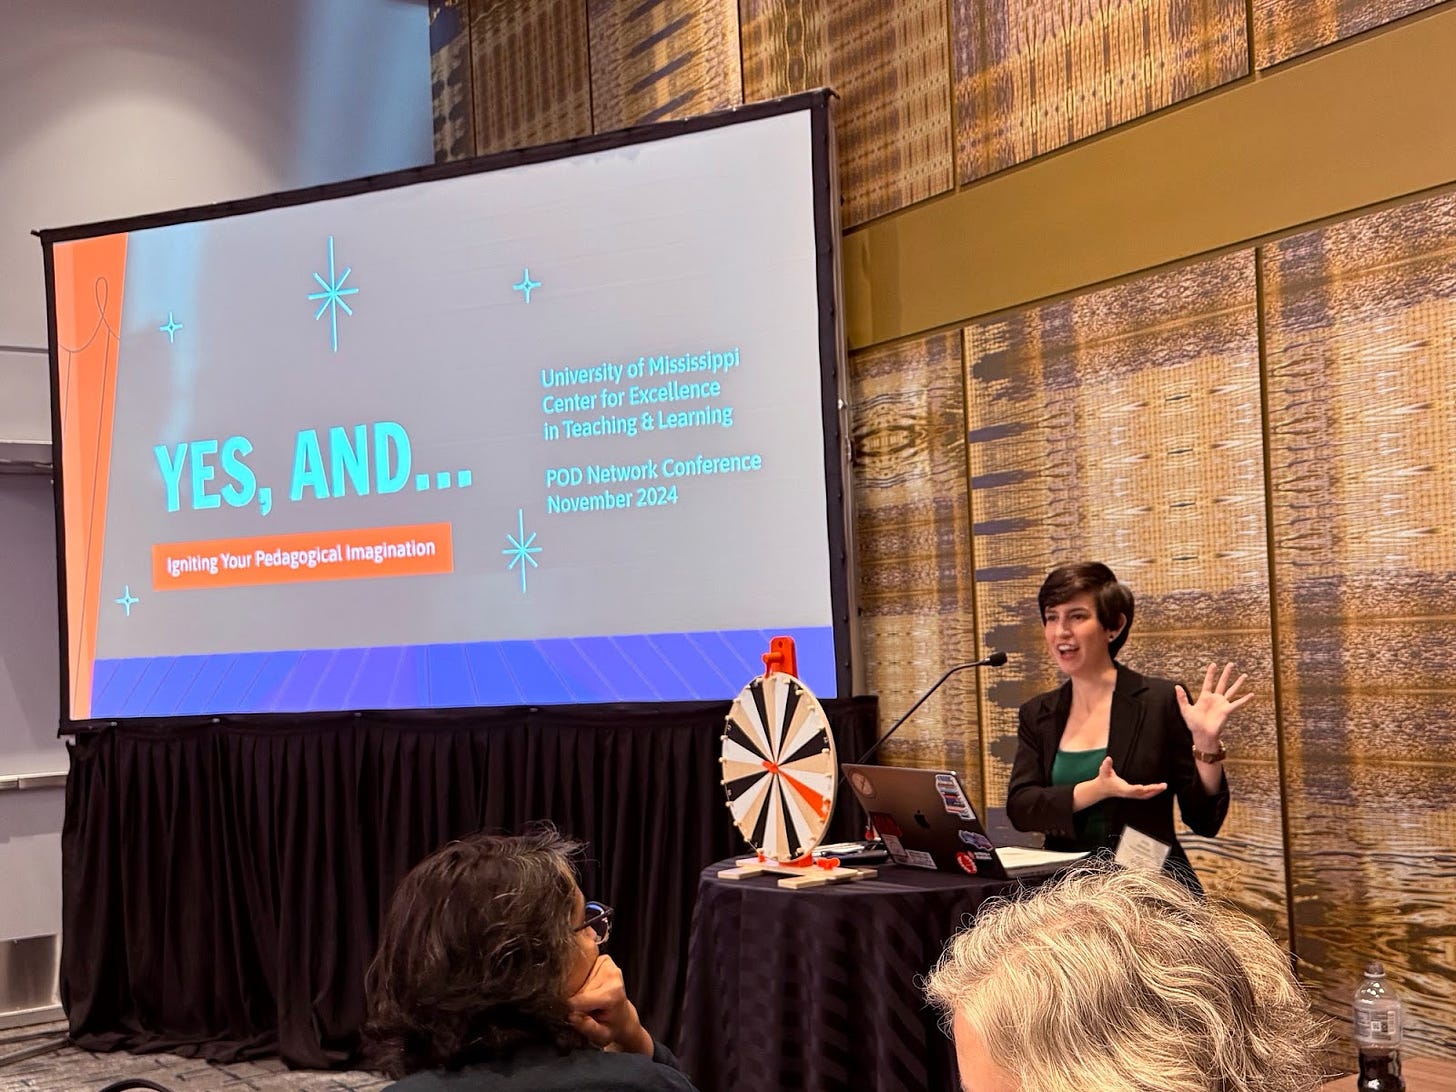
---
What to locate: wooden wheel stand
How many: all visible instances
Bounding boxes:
[716,853,876,889]
[720,636,871,888]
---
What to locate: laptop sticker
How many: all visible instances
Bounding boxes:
[935,775,974,818]
[869,811,902,837]
[903,849,936,869]
[956,851,979,875]
[941,796,974,820]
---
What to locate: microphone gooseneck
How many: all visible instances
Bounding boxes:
[853,652,1010,765]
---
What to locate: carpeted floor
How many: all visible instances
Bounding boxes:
[0,1022,389,1091]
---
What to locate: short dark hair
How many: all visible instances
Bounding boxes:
[1038,562,1135,659]
[364,827,589,1078]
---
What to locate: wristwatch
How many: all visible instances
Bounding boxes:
[1192,743,1227,764]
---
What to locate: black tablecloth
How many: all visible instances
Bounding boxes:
[677,859,1048,1092]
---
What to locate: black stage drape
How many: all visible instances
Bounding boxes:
[60,698,878,1069]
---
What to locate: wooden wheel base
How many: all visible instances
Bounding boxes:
[716,855,877,889]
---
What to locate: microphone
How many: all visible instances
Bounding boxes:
[853,652,1009,765]
[812,653,1011,862]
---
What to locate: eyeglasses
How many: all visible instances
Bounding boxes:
[576,901,613,945]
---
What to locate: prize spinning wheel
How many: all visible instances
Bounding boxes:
[720,670,837,862]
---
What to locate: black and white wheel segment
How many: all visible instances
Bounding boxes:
[721,672,837,861]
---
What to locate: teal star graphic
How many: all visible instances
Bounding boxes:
[502,508,542,593]
[512,268,541,303]
[307,235,359,352]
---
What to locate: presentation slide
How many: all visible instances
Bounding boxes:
[47,100,846,723]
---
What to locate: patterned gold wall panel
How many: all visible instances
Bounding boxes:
[962,252,1287,929]
[1263,190,1456,1056]
[740,0,954,227]
[951,0,1249,183]
[586,0,742,132]
[469,0,593,155]
[1253,0,1447,68]
[429,0,477,161]
[850,332,983,800]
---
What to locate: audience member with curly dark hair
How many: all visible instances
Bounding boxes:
[364,827,697,1090]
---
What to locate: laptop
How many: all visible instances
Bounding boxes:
[837,764,1087,879]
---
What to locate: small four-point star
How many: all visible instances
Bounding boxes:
[307,235,359,352]
[115,585,139,616]
[159,312,184,343]
[512,268,541,303]
[502,508,542,593]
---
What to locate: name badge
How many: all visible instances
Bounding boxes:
[1114,825,1171,873]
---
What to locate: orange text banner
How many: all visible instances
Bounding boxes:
[151,522,454,590]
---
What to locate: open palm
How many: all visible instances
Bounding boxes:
[1095,755,1166,800]
[1176,662,1251,742]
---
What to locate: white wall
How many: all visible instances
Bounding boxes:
[0,0,434,425]
[0,479,65,949]
[0,0,433,946]
[0,479,62,778]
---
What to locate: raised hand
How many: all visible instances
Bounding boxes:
[1176,662,1251,750]
[566,955,654,1056]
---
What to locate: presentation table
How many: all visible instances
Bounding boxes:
[676,857,1055,1092]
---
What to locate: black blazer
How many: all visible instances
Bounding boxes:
[1006,663,1229,887]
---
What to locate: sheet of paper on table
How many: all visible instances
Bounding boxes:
[996,847,1090,871]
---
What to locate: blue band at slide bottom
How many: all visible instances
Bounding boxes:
[88,626,837,718]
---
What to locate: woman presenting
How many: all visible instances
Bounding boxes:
[1006,562,1249,892]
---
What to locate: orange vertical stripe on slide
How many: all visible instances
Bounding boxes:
[53,232,128,720]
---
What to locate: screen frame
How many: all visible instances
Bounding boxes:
[40,88,856,733]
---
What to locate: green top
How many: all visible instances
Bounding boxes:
[1052,746,1110,849]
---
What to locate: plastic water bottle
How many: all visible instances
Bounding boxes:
[1353,962,1405,1092]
